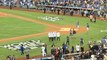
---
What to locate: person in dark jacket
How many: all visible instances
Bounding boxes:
[63,9,66,15]
[81,10,84,16]
[55,48,60,60]
[70,9,74,16]
[25,48,30,59]
[80,38,84,45]
[43,8,46,13]
[9,1,13,9]
[57,9,60,15]
[66,36,70,45]
[93,14,96,23]
[71,46,74,53]
[81,46,84,52]
[51,46,56,56]
[20,44,24,55]
[62,43,67,54]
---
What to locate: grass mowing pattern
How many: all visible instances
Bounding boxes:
[0,17,46,39]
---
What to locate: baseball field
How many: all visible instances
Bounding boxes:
[0,8,107,60]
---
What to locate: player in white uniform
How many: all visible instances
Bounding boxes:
[41,45,46,57]
[57,32,60,41]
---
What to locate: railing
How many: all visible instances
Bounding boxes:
[62,52,81,60]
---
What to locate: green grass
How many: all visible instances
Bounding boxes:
[0,17,46,39]
[0,9,91,25]
[0,8,107,60]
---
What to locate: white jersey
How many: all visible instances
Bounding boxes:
[76,45,80,51]
[41,46,46,57]
[53,32,57,37]
[50,32,53,38]
[48,32,51,37]
[57,32,60,37]
[41,46,45,53]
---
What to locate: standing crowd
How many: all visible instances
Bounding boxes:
[0,0,106,19]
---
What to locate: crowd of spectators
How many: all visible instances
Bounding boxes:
[49,36,107,60]
[6,55,15,60]
[0,0,106,10]
[6,35,107,60]
[0,0,106,18]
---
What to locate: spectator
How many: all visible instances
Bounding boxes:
[11,55,16,60]
[41,45,46,57]
[51,43,55,47]
[104,54,107,60]
[65,48,69,54]
[76,44,80,53]
[6,55,15,60]
[55,48,60,60]
[81,10,84,16]
[62,43,67,54]
[51,46,56,57]
[20,44,24,55]
[45,44,47,54]
[93,13,97,22]
[57,9,60,15]
[80,37,84,45]
[91,53,96,60]
[80,46,84,52]
[70,9,74,16]
[66,36,70,45]
[102,36,106,44]
[71,46,74,53]
[6,55,11,60]
[25,48,30,59]
[63,9,66,15]
[43,7,46,13]
[51,46,56,59]
[89,14,93,22]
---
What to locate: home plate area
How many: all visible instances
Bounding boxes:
[59,28,78,31]
[0,12,8,17]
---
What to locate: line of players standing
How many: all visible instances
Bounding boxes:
[48,32,60,41]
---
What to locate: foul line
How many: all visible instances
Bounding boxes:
[0,12,87,42]
[0,12,62,42]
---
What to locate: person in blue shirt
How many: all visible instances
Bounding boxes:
[20,44,24,55]
[62,43,67,54]
[71,46,74,53]
[102,36,106,44]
